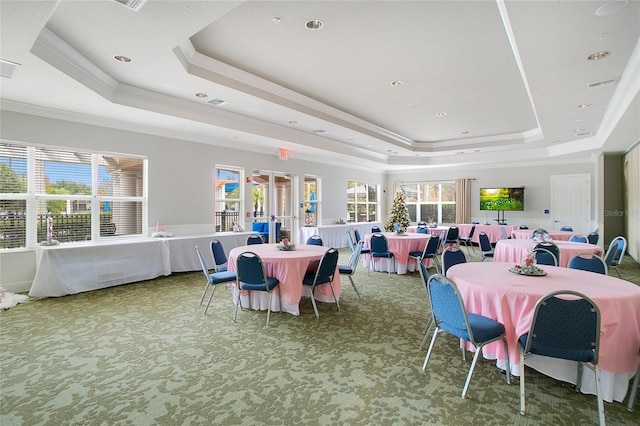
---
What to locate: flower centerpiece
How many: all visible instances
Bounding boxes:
[277,238,296,251]
[510,249,546,276]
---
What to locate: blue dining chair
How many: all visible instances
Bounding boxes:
[604,236,626,278]
[234,251,280,326]
[409,236,440,274]
[210,239,229,272]
[519,290,604,425]
[423,274,511,398]
[534,242,560,266]
[369,233,394,276]
[568,253,607,274]
[306,235,323,246]
[416,226,429,234]
[458,224,476,255]
[441,246,466,276]
[338,241,363,300]
[195,245,237,316]
[569,235,589,243]
[478,232,494,262]
[246,234,263,245]
[302,248,340,317]
[560,226,574,232]
[532,247,558,267]
[353,228,371,256]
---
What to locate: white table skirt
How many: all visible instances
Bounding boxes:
[164,232,253,272]
[30,238,171,297]
[298,222,383,247]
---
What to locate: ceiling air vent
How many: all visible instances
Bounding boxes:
[207,98,227,106]
[586,78,616,90]
[113,0,147,12]
[1,59,21,79]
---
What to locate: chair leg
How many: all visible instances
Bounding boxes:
[519,350,526,415]
[328,283,341,311]
[461,346,483,398]
[501,338,512,385]
[233,288,242,323]
[422,328,440,370]
[628,364,640,411]
[594,365,606,426]
[309,288,320,318]
[348,276,361,299]
[199,283,210,305]
[420,319,434,349]
[613,266,622,279]
[203,285,216,316]
[265,291,272,326]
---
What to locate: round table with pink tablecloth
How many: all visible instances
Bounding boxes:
[228,244,340,316]
[493,238,603,267]
[447,261,640,403]
[364,232,432,274]
[511,229,581,241]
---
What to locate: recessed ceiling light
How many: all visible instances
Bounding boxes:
[575,128,585,132]
[595,1,629,16]
[587,51,610,61]
[578,103,592,108]
[435,112,447,117]
[113,55,132,63]
[313,129,327,134]
[348,138,355,141]
[273,17,281,24]
[390,80,404,86]
[288,121,298,125]
[305,19,323,30]
[461,131,469,135]
[195,93,208,98]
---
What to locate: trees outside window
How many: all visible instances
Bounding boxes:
[403,182,456,224]
[347,180,378,222]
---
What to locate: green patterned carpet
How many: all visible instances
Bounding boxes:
[1,250,639,425]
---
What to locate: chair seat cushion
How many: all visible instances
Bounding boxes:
[372,252,393,258]
[338,265,353,274]
[360,247,371,253]
[408,250,423,258]
[440,313,505,343]
[518,334,595,362]
[209,270,237,284]
[240,277,279,291]
[483,253,494,258]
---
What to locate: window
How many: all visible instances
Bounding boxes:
[347,180,378,222]
[404,182,456,224]
[214,166,243,232]
[0,143,147,249]
[303,176,319,226]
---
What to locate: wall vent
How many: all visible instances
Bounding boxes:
[586,78,616,90]
[0,59,21,79]
[113,0,147,12]
[207,98,227,106]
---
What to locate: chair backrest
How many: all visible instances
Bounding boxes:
[442,247,467,275]
[522,290,600,363]
[309,248,339,285]
[210,239,228,270]
[587,231,599,245]
[353,228,363,244]
[306,235,323,246]
[416,226,428,234]
[427,274,475,342]
[346,231,356,251]
[611,236,627,265]
[534,242,560,263]
[500,227,509,240]
[236,251,267,285]
[568,253,607,274]
[371,225,382,233]
[533,247,558,266]
[478,232,492,252]
[246,234,263,245]
[560,226,574,232]
[569,235,589,243]
[346,241,363,273]
[195,245,211,282]
[417,221,427,227]
[467,225,476,238]
[417,258,430,296]
[603,238,620,265]
[423,236,440,258]
[519,225,529,229]
[445,226,459,243]
[370,233,389,254]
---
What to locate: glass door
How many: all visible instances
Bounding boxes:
[252,171,297,243]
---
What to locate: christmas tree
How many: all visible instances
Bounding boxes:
[385,190,411,232]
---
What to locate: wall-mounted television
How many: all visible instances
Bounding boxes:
[480,187,525,211]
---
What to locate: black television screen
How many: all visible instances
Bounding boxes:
[480,187,524,211]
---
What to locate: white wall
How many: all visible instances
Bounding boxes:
[386,161,596,230]
[0,111,386,291]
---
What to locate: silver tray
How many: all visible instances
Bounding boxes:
[509,267,547,276]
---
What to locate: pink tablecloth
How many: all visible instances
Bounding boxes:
[457,224,516,243]
[407,226,449,238]
[228,244,340,315]
[511,229,580,241]
[493,239,603,267]
[364,232,432,274]
[447,262,640,402]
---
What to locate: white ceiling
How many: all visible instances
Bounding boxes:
[1,0,639,171]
